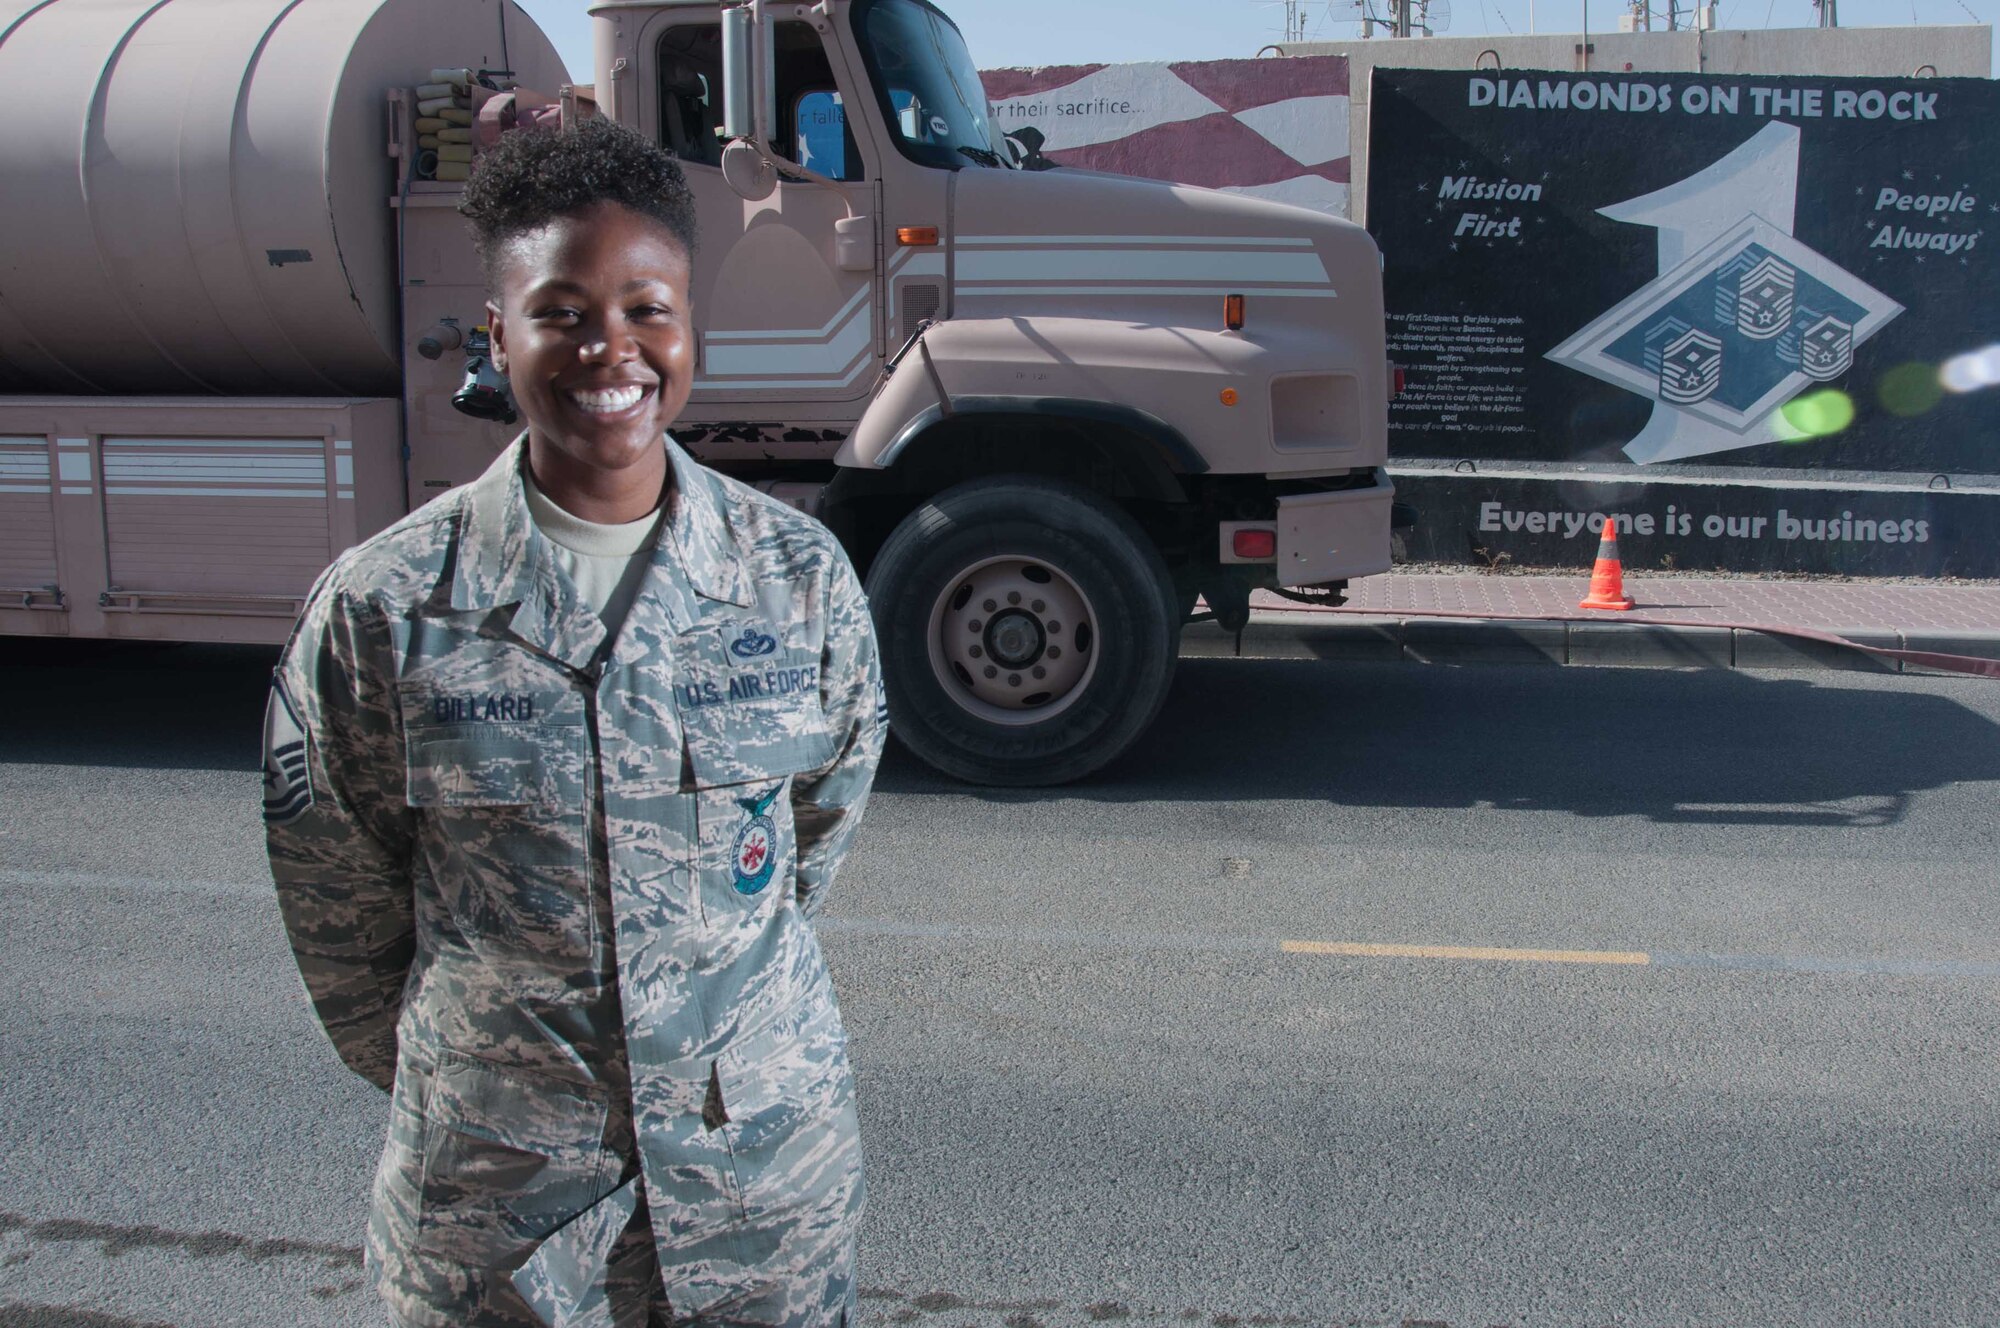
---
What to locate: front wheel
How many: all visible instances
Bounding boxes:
[865,475,1177,786]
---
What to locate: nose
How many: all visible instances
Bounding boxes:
[577,312,638,366]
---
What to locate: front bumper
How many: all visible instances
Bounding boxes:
[1274,469,1395,586]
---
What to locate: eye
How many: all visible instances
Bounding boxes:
[631,303,677,321]
[529,305,581,323]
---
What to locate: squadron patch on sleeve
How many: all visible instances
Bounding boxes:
[262,673,314,827]
[731,785,782,896]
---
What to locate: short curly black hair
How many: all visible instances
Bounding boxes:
[459,116,699,291]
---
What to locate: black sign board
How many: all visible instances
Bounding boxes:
[1368,68,2000,575]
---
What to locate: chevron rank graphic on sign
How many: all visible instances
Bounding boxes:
[1547,124,1902,464]
[1654,326,1723,404]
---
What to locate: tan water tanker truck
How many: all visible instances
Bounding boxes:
[0,0,1399,785]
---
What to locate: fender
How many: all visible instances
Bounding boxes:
[837,316,1247,478]
[869,396,1209,476]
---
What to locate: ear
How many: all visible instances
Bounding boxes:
[485,299,508,373]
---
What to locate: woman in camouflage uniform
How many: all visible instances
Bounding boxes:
[263,118,886,1328]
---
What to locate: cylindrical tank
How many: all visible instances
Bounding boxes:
[0,0,566,396]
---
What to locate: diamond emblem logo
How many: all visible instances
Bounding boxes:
[1545,124,1904,463]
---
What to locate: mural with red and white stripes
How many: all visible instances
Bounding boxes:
[979,57,1352,219]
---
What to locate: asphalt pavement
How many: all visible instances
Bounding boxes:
[2,640,1997,1327]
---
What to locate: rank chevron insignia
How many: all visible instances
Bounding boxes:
[262,675,313,826]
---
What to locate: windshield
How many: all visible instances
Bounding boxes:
[855,0,1012,169]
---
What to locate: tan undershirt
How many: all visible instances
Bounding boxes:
[522,472,665,640]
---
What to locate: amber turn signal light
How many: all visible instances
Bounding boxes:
[1219,387,1239,407]
[897,226,940,246]
[1223,293,1245,331]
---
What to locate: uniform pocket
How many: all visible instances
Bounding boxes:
[716,1000,863,1230]
[684,713,827,926]
[405,723,582,809]
[694,777,796,909]
[679,696,835,788]
[413,1050,615,1265]
[368,1053,436,1264]
[403,723,596,983]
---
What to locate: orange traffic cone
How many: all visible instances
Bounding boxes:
[1578,522,1635,611]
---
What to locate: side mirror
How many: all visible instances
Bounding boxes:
[721,140,776,201]
[720,5,774,143]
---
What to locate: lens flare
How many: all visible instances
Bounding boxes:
[1878,362,1944,417]
[1778,389,1855,439]
[1767,408,1812,443]
[1939,344,2000,394]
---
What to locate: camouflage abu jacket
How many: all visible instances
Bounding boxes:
[263,437,886,1326]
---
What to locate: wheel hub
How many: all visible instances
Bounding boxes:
[926,556,1097,724]
[983,609,1045,667]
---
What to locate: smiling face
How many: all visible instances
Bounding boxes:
[487,200,696,523]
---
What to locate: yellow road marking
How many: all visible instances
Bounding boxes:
[1281,939,1652,966]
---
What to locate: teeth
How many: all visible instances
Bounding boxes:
[567,385,646,412]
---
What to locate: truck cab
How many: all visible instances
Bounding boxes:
[568,0,1395,783]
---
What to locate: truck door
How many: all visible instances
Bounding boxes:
[646,16,882,420]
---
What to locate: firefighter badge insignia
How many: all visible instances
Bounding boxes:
[731,785,782,895]
[262,673,313,826]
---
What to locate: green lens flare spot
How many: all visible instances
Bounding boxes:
[1778,389,1855,439]
[1877,362,1944,418]
[1767,408,1812,443]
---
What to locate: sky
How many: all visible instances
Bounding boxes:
[513,0,1995,81]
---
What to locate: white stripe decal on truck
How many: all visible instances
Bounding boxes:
[957,248,1329,284]
[961,285,1338,299]
[704,287,870,343]
[704,307,874,378]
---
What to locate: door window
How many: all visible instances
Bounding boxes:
[658,25,725,167]
[656,21,864,181]
[772,22,863,180]
[793,90,860,180]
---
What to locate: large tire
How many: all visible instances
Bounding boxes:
[865,475,1178,786]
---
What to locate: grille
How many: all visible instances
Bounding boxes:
[900,283,941,342]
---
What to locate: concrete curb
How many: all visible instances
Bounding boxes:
[1183,616,2000,674]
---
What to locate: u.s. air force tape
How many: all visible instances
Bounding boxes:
[262,672,314,827]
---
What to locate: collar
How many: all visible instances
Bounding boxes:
[658,433,755,612]
[447,435,754,660]
[448,435,540,617]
